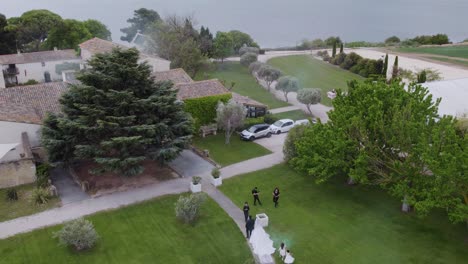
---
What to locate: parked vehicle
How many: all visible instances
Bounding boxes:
[240,124,272,141]
[269,119,295,134]
[294,119,310,126]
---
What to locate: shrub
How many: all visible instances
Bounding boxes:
[23,79,39,85]
[192,176,202,185]
[211,168,220,178]
[184,93,232,130]
[316,50,329,57]
[6,188,18,201]
[32,188,50,204]
[239,46,260,56]
[175,193,207,224]
[334,53,347,66]
[263,113,278,124]
[284,125,309,162]
[54,218,99,251]
[248,61,264,74]
[240,52,258,66]
[36,163,52,188]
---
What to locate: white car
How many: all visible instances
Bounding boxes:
[269,119,295,134]
[294,119,310,126]
[240,124,272,141]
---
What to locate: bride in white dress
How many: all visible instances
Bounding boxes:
[249,220,275,263]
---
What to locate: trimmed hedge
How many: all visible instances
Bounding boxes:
[184,93,232,130]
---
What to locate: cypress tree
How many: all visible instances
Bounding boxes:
[42,48,193,176]
[392,56,399,79]
[332,42,337,58]
[339,43,344,53]
[382,53,388,77]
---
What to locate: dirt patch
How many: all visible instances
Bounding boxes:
[72,160,179,197]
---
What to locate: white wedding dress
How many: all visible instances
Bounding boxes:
[249,221,275,263]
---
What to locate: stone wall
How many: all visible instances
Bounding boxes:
[0,159,36,188]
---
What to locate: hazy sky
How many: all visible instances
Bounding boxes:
[2,0,467,47]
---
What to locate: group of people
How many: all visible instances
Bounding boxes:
[278,242,295,264]
[250,186,280,207]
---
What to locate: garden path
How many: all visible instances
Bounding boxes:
[51,168,89,205]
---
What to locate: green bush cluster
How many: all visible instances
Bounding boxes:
[36,163,52,188]
[175,193,207,224]
[54,218,99,251]
[324,51,384,78]
[184,94,232,130]
[6,188,18,201]
[32,188,51,204]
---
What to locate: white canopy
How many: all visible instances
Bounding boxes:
[0,143,19,161]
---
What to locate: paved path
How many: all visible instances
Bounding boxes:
[169,149,214,178]
[51,168,89,205]
[0,178,189,239]
[269,105,300,114]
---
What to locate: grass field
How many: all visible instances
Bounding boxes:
[0,195,253,264]
[219,164,468,264]
[0,184,60,222]
[398,46,468,59]
[195,62,289,109]
[268,55,363,106]
[272,110,310,121]
[427,56,468,67]
[193,134,271,167]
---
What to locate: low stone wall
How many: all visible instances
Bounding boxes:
[0,159,36,188]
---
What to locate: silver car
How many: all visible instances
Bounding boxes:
[240,124,272,141]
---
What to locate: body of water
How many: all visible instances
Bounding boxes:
[2,0,468,48]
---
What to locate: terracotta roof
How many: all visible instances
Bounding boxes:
[0,50,79,65]
[152,68,193,84]
[232,92,267,108]
[0,82,69,124]
[175,79,230,100]
[79,37,168,61]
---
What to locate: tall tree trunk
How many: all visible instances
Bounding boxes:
[284,92,288,102]
[306,105,312,115]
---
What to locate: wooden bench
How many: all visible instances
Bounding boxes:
[200,124,217,138]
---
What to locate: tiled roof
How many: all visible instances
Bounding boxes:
[79,37,168,62]
[152,68,193,84]
[0,82,69,124]
[175,79,230,100]
[0,50,79,65]
[232,92,266,108]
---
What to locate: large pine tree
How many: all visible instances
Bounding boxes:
[42,48,193,176]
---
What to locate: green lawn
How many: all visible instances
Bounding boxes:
[272,110,311,121]
[195,62,289,109]
[219,164,468,264]
[0,195,253,264]
[398,46,468,59]
[193,134,271,167]
[0,184,60,222]
[268,55,363,106]
[427,56,468,67]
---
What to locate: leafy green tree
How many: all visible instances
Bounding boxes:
[149,15,204,77]
[0,14,16,54]
[240,52,257,66]
[332,42,337,58]
[120,8,161,42]
[257,65,282,90]
[45,19,92,50]
[325,36,342,47]
[391,56,399,79]
[292,80,466,222]
[228,30,258,54]
[296,88,321,114]
[199,26,214,56]
[42,48,192,176]
[8,10,62,51]
[83,19,111,40]
[276,76,300,102]
[385,36,400,44]
[216,99,246,144]
[213,31,234,62]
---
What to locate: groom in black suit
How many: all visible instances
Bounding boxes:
[245,215,255,238]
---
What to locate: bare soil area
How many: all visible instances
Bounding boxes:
[72,160,179,197]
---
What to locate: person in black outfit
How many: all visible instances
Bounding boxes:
[243,202,250,222]
[245,215,255,238]
[272,187,280,208]
[252,187,262,205]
